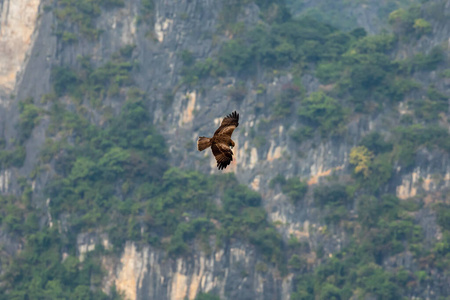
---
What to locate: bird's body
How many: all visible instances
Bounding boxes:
[197,111,239,170]
[211,135,234,147]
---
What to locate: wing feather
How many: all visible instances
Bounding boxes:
[211,143,233,170]
[214,111,239,137]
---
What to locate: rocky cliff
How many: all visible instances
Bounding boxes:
[0,0,449,299]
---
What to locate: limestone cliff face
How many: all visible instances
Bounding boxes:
[0,0,41,93]
[0,0,41,153]
[1,0,450,299]
[99,242,291,300]
[0,0,42,265]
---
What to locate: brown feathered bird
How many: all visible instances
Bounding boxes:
[197,111,239,170]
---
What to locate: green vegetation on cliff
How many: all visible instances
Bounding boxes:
[1,0,449,299]
[1,43,284,298]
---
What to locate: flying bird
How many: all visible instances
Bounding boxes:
[197,111,239,170]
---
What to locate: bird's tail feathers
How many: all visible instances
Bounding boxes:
[197,137,211,151]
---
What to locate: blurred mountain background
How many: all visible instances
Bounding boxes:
[0,0,449,299]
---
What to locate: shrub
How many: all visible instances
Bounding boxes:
[227,83,247,102]
[141,0,154,15]
[364,154,393,192]
[181,57,225,86]
[0,146,26,168]
[349,146,374,178]
[273,86,302,118]
[298,91,347,136]
[351,34,395,54]
[52,67,80,97]
[435,204,450,231]
[412,87,448,121]
[54,0,124,40]
[289,126,313,144]
[319,283,342,300]
[360,132,393,155]
[413,18,431,35]
[288,254,306,270]
[222,185,262,214]
[357,264,401,300]
[282,178,308,204]
[219,40,252,73]
[18,98,41,143]
[388,6,428,39]
[270,175,308,204]
[195,292,221,300]
[393,125,450,167]
[388,78,421,102]
[316,62,344,84]
[313,184,349,207]
[52,52,136,105]
[440,69,450,78]
[401,46,445,74]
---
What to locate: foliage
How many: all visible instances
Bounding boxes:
[54,0,124,40]
[0,146,26,169]
[18,98,42,143]
[138,0,155,25]
[432,203,450,271]
[393,124,450,168]
[350,123,450,195]
[336,34,398,110]
[227,82,247,102]
[0,186,124,298]
[45,97,167,219]
[288,254,306,271]
[298,91,347,136]
[400,46,445,74]
[184,16,367,84]
[411,87,448,121]
[180,0,442,124]
[181,56,225,86]
[389,6,431,38]
[435,204,450,231]
[440,69,450,78]
[289,126,313,144]
[293,191,424,299]
[52,67,81,97]
[52,48,135,106]
[0,228,123,299]
[0,97,41,168]
[313,184,350,207]
[273,83,303,118]
[288,0,417,32]
[44,60,284,267]
[313,183,352,224]
[362,154,393,193]
[359,132,393,155]
[349,146,374,178]
[218,0,288,32]
[316,62,344,84]
[195,292,221,300]
[413,18,431,35]
[4,1,450,299]
[350,137,394,193]
[270,175,307,204]
[219,40,253,73]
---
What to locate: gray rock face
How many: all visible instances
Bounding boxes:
[1,0,450,299]
[100,241,291,300]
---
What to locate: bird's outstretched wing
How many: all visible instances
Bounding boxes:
[214,111,239,137]
[211,143,233,170]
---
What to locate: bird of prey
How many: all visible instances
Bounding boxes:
[197,111,239,170]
